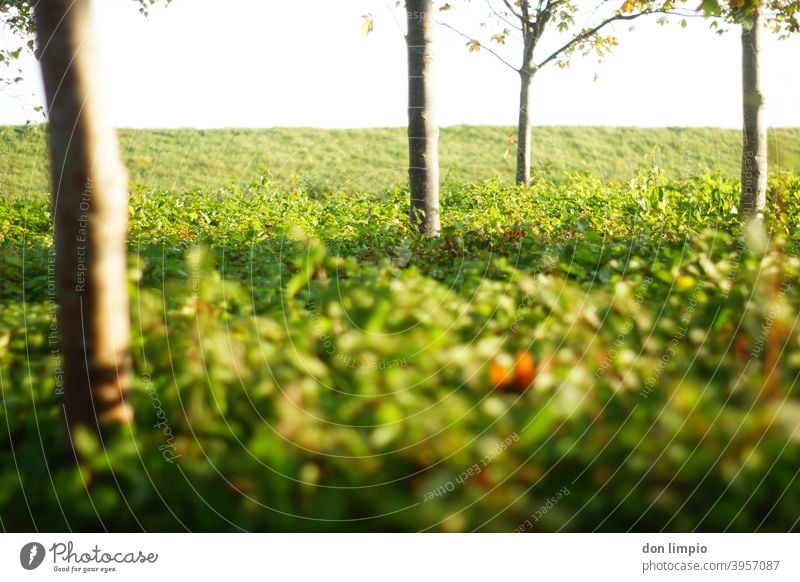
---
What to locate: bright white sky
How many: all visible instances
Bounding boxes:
[1,0,799,129]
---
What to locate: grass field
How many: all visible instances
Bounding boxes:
[2,125,800,196]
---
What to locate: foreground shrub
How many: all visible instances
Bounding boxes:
[1,171,799,531]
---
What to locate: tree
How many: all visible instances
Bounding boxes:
[0,2,34,95]
[406,0,441,235]
[740,1,767,221]
[701,0,799,221]
[1,1,164,80]
[364,2,441,235]
[33,0,134,447]
[1,0,169,448]
[441,1,675,186]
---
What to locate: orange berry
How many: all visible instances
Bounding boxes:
[489,355,514,390]
[513,350,536,390]
[490,352,535,392]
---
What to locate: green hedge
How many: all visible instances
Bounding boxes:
[1,170,799,531]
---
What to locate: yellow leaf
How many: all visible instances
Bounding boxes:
[439,3,452,11]
[361,14,374,37]
[466,39,481,52]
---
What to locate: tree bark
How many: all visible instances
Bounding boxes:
[35,0,133,448]
[739,4,767,221]
[406,0,440,236]
[516,68,534,187]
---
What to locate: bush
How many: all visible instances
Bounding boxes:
[1,171,799,531]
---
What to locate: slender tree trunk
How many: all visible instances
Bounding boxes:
[406,0,440,236]
[516,68,534,187]
[739,4,767,221]
[35,0,133,448]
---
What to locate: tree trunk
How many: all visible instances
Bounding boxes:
[34,0,133,448]
[739,5,767,221]
[516,68,534,187]
[406,0,440,236]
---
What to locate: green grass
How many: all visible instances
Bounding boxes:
[2,125,800,196]
[2,169,800,531]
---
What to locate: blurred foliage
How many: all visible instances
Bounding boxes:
[1,169,800,531]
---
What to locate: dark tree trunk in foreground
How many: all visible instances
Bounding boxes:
[739,5,767,221]
[406,0,440,236]
[35,0,133,448]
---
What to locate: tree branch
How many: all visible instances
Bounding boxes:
[486,0,522,31]
[520,0,530,27]
[536,11,643,68]
[384,0,405,36]
[500,0,524,22]
[436,19,519,71]
[533,2,554,41]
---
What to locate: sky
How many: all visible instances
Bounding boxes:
[0,0,799,129]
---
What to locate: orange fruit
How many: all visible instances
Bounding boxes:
[512,350,536,390]
[490,351,535,392]
[489,354,514,390]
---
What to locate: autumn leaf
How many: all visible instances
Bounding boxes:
[466,39,481,52]
[701,0,722,17]
[361,13,374,37]
[439,3,452,11]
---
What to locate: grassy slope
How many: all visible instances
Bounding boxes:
[1,125,799,196]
